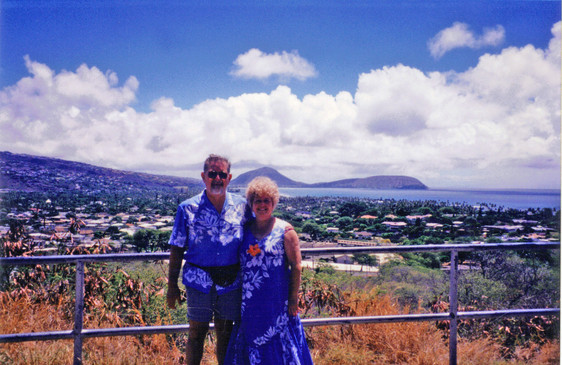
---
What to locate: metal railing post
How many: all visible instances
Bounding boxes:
[449,249,459,365]
[73,261,85,365]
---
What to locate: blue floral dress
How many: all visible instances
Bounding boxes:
[225,218,313,365]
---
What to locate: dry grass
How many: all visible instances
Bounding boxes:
[1,291,558,364]
[307,293,450,364]
[0,295,188,364]
[306,290,560,365]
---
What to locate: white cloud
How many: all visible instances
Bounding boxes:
[0,22,559,189]
[428,22,505,59]
[230,48,317,81]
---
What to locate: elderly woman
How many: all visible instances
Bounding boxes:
[225,176,313,364]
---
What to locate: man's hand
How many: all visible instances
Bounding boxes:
[167,245,185,309]
[167,283,181,309]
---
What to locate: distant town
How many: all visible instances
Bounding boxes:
[1,151,559,272]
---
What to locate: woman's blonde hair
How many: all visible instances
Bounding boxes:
[246,176,280,207]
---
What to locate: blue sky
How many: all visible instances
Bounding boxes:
[1,0,560,189]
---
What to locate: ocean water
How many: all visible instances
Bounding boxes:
[278,188,561,210]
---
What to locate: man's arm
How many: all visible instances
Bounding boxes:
[167,245,185,309]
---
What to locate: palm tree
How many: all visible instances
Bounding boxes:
[68,217,85,244]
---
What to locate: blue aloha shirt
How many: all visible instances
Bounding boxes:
[168,190,251,294]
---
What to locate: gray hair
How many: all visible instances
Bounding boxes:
[203,154,231,172]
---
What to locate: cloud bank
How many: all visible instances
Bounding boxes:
[0,22,560,189]
[428,22,505,59]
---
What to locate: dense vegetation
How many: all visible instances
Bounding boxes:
[274,195,559,243]
[0,190,559,364]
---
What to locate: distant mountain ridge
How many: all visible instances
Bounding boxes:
[231,166,428,190]
[309,175,427,190]
[1,151,428,193]
[230,167,306,188]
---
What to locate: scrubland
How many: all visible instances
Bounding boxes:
[1,253,558,365]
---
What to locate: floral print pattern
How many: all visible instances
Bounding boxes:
[225,218,313,365]
[168,191,249,294]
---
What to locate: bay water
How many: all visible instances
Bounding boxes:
[278,187,561,210]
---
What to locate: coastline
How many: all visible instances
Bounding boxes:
[277,187,561,210]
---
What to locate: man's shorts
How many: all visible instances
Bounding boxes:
[186,285,241,322]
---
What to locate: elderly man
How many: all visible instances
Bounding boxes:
[167,154,250,365]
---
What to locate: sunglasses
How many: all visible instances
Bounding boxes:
[206,171,229,180]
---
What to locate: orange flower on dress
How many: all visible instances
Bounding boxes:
[247,244,261,257]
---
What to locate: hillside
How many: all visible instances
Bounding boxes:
[311,175,428,190]
[0,151,202,195]
[231,166,427,189]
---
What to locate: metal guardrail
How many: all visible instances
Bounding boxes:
[1,242,560,365]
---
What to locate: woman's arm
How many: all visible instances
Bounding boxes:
[284,225,302,316]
